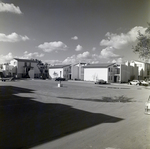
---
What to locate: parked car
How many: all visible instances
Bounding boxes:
[140,80,149,86]
[55,77,66,81]
[0,77,14,82]
[145,79,150,84]
[95,79,106,84]
[129,80,140,85]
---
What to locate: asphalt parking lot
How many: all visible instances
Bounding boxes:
[0,79,150,149]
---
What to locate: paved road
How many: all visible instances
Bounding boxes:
[0,79,150,149]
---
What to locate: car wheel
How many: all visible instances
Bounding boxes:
[130,83,132,85]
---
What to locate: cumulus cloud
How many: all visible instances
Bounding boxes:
[62,49,123,64]
[71,36,78,40]
[92,47,96,51]
[100,47,120,58]
[0,51,45,64]
[111,58,123,63]
[38,41,68,52]
[43,59,63,65]
[63,51,98,64]
[0,52,14,64]
[0,32,29,42]
[22,51,44,59]
[0,2,22,14]
[77,51,91,59]
[100,26,147,49]
[75,45,83,51]
[63,55,77,64]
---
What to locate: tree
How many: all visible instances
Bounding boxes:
[133,23,150,60]
[23,62,33,78]
[36,59,49,79]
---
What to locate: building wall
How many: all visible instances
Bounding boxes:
[84,68,108,82]
[120,63,138,82]
[29,69,34,79]
[120,65,130,83]
[49,68,63,79]
[108,65,116,83]
[71,65,79,80]
[71,63,86,80]
[10,59,40,78]
[63,66,71,79]
[2,64,14,77]
[49,66,71,80]
[130,60,150,80]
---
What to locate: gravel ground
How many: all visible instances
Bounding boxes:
[0,79,150,149]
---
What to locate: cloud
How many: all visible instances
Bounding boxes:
[0,52,14,64]
[22,51,44,59]
[100,47,120,58]
[111,58,123,63]
[63,51,97,64]
[62,49,123,64]
[0,51,45,64]
[100,26,147,49]
[92,47,96,51]
[63,55,77,64]
[0,32,29,42]
[71,36,78,40]
[43,59,63,65]
[77,51,91,59]
[0,2,22,14]
[75,45,83,51]
[38,41,68,52]
[63,52,91,64]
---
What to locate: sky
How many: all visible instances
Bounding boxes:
[0,0,150,64]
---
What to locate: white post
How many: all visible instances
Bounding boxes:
[145,95,150,114]
[58,71,63,87]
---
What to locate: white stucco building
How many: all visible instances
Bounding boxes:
[49,64,71,80]
[0,63,14,77]
[83,63,116,83]
[119,62,138,82]
[130,60,150,80]
[10,58,40,78]
[83,62,138,83]
[71,63,87,80]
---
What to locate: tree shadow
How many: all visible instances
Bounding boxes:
[57,95,134,103]
[0,86,123,149]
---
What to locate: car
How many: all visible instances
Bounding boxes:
[140,80,149,86]
[0,77,14,82]
[145,79,150,84]
[95,79,106,84]
[129,80,140,85]
[55,77,66,81]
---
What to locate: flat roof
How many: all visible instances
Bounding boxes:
[83,63,115,68]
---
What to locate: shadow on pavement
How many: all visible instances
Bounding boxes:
[0,86,123,149]
[57,95,133,103]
